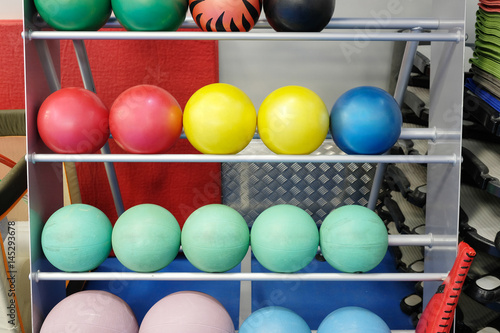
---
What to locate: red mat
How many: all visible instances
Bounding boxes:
[0,22,222,226]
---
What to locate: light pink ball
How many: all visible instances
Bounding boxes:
[140,291,234,333]
[40,290,138,333]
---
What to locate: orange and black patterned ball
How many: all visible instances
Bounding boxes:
[189,0,262,31]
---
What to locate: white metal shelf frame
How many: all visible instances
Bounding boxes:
[23,1,466,331]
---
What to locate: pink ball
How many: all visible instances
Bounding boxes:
[37,87,109,154]
[40,290,138,333]
[139,291,234,333]
[109,85,183,154]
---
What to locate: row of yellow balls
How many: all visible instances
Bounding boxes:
[185,83,329,155]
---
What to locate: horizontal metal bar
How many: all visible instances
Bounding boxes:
[102,17,461,31]
[177,127,453,142]
[32,271,446,282]
[28,153,458,164]
[25,30,462,42]
[32,15,460,31]
[388,234,457,247]
[388,234,430,246]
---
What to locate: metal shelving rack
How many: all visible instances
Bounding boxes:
[23,0,465,331]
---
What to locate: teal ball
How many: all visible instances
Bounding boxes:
[181,204,250,272]
[320,205,388,273]
[250,205,319,273]
[41,204,112,272]
[112,204,180,272]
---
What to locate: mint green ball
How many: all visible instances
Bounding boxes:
[320,205,388,273]
[41,204,112,272]
[112,204,180,272]
[181,204,249,272]
[251,205,319,273]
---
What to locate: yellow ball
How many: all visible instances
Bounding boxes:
[258,86,329,154]
[184,83,257,154]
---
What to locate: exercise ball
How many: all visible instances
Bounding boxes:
[258,86,329,155]
[239,306,311,333]
[319,205,388,273]
[264,0,335,32]
[183,83,256,154]
[112,0,188,31]
[330,86,402,155]
[37,87,109,154]
[139,291,234,333]
[34,0,111,31]
[40,290,138,333]
[112,204,181,272]
[41,204,112,272]
[189,0,262,31]
[181,204,249,272]
[109,85,183,154]
[317,306,391,333]
[251,205,319,273]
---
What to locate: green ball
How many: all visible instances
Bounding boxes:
[41,204,112,272]
[320,205,388,273]
[112,204,181,272]
[111,0,188,31]
[250,205,319,273]
[181,204,249,272]
[34,0,111,31]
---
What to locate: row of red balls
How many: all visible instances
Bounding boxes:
[35,0,335,32]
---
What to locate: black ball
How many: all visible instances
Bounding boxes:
[264,0,335,32]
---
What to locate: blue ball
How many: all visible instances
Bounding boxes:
[318,307,391,333]
[330,86,402,155]
[239,306,310,333]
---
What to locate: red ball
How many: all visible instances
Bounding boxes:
[37,87,109,154]
[189,0,262,31]
[109,85,183,154]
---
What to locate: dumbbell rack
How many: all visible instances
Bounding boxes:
[23,0,465,332]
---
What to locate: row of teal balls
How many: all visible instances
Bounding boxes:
[41,202,389,274]
[41,289,391,333]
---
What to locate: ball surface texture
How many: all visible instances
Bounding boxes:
[139,291,234,333]
[264,0,335,32]
[320,205,388,273]
[37,87,109,154]
[109,85,183,154]
[258,86,329,154]
[112,0,188,31]
[112,204,181,272]
[330,86,402,155]
[251,205,319,272]
[184,83,257,154]
[40,290,138,333]
[41,204,112,272]
[189,0,262,31]
[181,204,249,272]
[34,0,111,30]
[239,306,311,333]
[317,306,391,333]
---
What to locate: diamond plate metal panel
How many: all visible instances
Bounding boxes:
[222,140,376,226]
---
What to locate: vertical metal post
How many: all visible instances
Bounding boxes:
[424,1,465,317]
[367,28,422,210]
[72,40,125,216]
